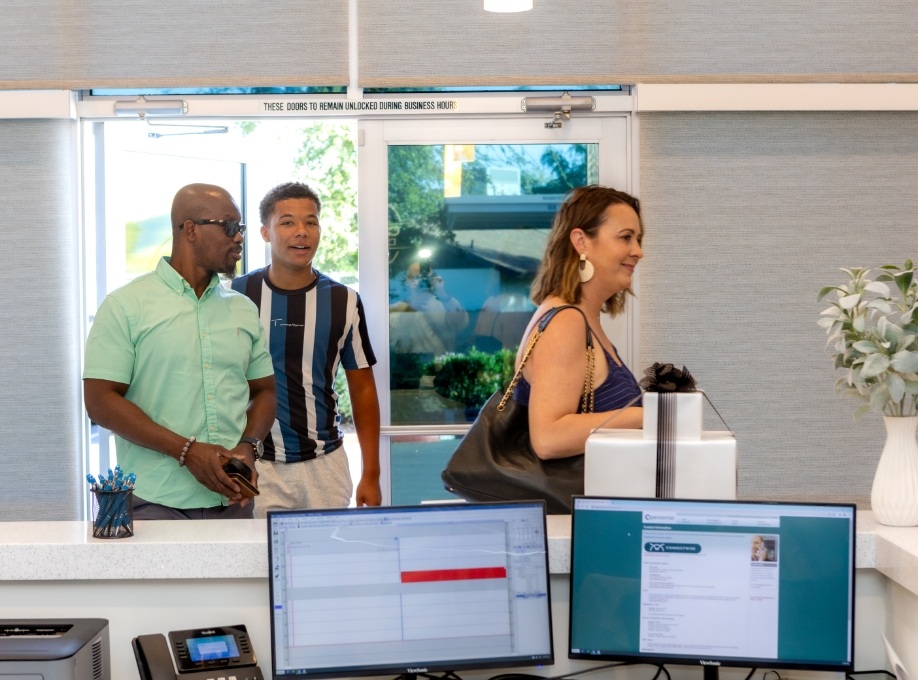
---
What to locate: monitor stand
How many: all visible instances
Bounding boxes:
[703,665,721,680]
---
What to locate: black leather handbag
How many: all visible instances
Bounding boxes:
[441,305,594,514]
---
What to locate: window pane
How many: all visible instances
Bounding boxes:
[387,142,598,425]
[390,435,463,505]
[83,119,361,499]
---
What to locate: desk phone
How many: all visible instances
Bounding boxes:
[133,624,264,680]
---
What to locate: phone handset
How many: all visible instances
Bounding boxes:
[133,634,177,680]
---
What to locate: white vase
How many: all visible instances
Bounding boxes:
[871,415,918,526]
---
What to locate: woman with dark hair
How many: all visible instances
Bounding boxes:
[513,185,644,459]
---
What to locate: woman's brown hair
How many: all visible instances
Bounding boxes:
[530,185,642,317]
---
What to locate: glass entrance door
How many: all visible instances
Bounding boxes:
[358,115,636,504]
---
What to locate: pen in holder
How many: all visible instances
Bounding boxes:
[88,467,136,539]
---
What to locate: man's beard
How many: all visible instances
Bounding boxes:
[218,253,240,279]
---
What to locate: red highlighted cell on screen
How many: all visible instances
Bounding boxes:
[401,567,507,583]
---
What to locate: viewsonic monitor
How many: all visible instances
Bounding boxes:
[569,497,856,680]
[268,501,554,680]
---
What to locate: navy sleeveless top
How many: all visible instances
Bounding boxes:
[512,308,642,413]
[513,345,642,412]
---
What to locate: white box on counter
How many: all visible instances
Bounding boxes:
[584,392,737,499]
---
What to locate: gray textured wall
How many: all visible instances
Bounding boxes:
[0,119,82,519]
[359,0,918,86]
[0,0,349,89]
[639,112,918,505]
[5,2,918,89]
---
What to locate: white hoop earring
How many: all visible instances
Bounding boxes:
[578,253,594,283]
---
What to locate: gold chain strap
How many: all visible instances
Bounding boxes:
[581,344,595,414]
[498,327,543,411]
[497,309,596,414]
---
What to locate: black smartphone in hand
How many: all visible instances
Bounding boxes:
[222,458,259,497]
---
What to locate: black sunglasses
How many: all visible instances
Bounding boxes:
[179,218,247,238]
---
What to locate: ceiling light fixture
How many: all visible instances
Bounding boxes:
[484,0,533,12]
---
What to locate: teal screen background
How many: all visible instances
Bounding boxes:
[775,516,852,663]
[569,509,644,653]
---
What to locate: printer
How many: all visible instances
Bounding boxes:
[0,618,110,680]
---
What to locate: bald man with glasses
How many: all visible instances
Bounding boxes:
[83,183,276,519]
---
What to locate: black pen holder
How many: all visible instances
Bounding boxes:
[91,489,134,539]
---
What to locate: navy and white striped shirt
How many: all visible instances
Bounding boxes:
[232,269,377,463]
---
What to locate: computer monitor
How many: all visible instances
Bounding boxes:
[267,501,554,680]
[568,496,856,680]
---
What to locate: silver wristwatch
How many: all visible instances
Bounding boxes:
[239,436,264,460]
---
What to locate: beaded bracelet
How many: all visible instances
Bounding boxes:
[178,436,196,467]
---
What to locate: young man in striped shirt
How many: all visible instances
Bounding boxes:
[232,182,381,514]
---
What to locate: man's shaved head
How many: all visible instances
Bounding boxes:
[171,183,240,229]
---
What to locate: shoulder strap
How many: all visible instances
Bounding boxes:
[535,305,594,348]
[499,305,596,413]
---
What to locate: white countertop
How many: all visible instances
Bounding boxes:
[0,511,912,588]
[0,519,268,580]
[857,510,918,594]
[0,516,573,581]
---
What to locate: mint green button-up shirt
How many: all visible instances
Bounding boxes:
[84,258,274,509]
